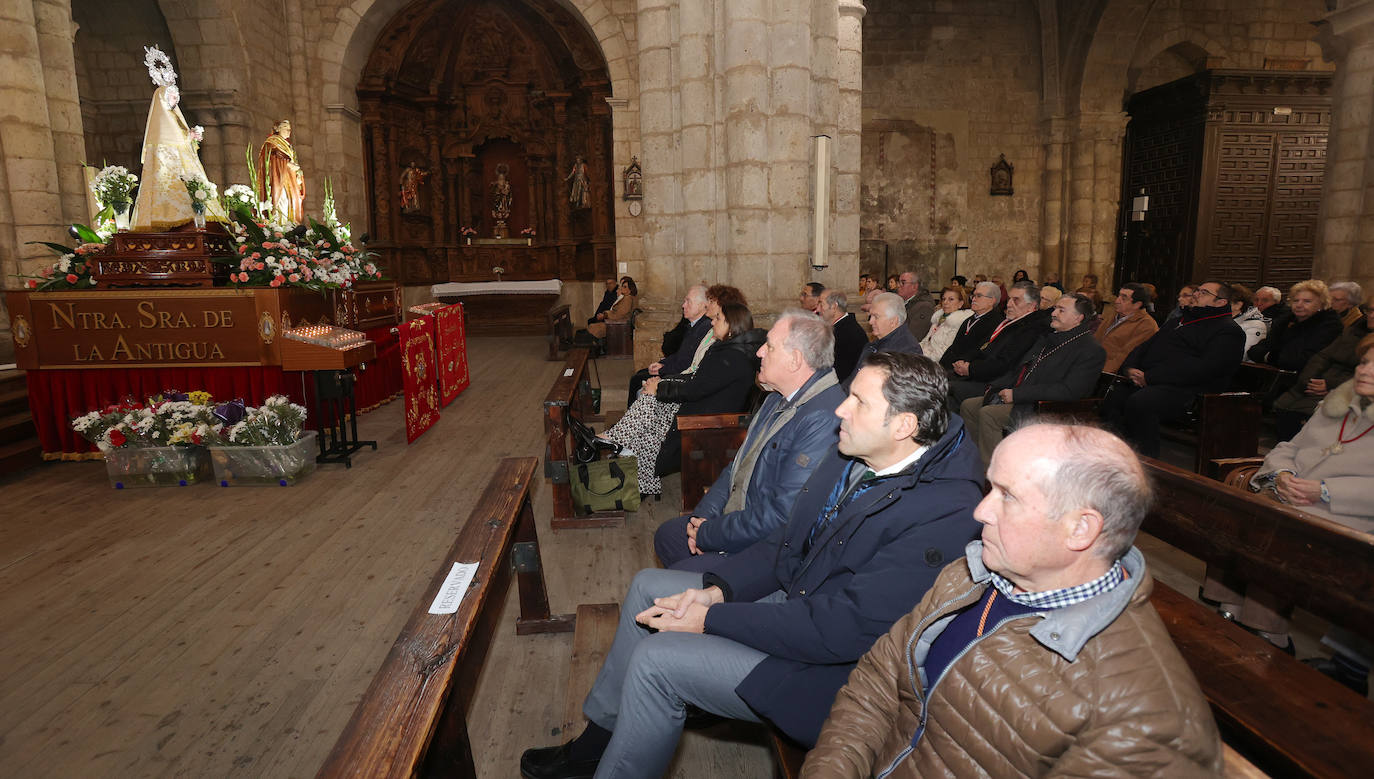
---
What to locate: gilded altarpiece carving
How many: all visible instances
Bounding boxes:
[358,0,615,286]
[1117,70,1331,304]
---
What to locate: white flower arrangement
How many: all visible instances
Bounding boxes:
[223,184,257,214]
[91,165,138,205]
[181,176,216,212]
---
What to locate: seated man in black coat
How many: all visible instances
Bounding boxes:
[947,281,1050,408]
[819,288,868,383]
[520,353,982,779]
[939,281,1005,372]
[626,284,711,406]
[1101,280,1245,458]
[588,278,619,324]
[960,293,1106,466]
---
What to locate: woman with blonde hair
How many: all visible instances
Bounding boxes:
[1247,279,1343,372]
[918,285,973,361]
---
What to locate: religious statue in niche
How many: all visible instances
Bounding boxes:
[623,156,643,200]
[399,162,429,213]
[490,163,512,237]
[258,119,306,223]
[566,155,590,210]
[990,154,1014,196]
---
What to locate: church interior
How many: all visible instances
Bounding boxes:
[2,0,1373,776]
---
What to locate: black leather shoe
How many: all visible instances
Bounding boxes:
[1303,656,1370,697]
[520,742,599,779]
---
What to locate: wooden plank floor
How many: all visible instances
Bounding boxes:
[0,336,772,778]
[0,337,1344,777]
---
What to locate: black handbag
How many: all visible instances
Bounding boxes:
[567,414,600,464]
[571,457,641,514]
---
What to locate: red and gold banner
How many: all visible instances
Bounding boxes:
[400,317,440,443]
[435,303,469,407]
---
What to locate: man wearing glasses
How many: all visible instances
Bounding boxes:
[938,281,1006,373]
[1100,280,1244,457]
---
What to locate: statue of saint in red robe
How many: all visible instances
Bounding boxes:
[257,119,305,224]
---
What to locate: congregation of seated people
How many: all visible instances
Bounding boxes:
[533,267,1370,778]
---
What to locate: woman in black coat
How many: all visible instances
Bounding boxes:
[602,304,763,495]
[1247,280,1344,372]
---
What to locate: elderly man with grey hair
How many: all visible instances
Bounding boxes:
[946,281,1051,407]
[938,281,1006,372]
[804,424,1222,777]
[1254,284,1292,332]
[819,289,869,382]
[654,309,846,571]
[627,284,712,405]
[845,292,922,384]
[898,270,938,341]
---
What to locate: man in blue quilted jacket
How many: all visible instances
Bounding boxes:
[520,352,983,779]
[653,309,846,572]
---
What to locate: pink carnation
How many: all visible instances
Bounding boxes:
[269,276,283,288]
[288,273,300,282]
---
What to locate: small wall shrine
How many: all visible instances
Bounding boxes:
[358,0,617,286]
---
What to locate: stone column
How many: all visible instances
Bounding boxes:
[1314,0,1374,291]
[830,0,866,292]
[1039,115,1070,282]
[1064,111,1127,286]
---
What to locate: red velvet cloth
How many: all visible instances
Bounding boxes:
[399,317,441,443]
[28,366,300,457]
[435,303,469,407]
[26,323,403,458]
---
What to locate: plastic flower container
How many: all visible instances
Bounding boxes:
[209,431,318,487]
[105,446,211,488]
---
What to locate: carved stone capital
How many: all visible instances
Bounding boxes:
[839,0,867,19]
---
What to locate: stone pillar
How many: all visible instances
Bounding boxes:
[1314,0,1374,291]
[1039,115,1070,282]
[636,0,861,325]
[1064,111,1127,286]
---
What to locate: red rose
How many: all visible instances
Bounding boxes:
[66,274,78,283]
[26,279,37,289]
[108,429,126,447]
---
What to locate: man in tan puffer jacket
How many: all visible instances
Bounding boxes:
[803,424,1221,778]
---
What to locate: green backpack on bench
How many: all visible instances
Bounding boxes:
[571,456,641,514]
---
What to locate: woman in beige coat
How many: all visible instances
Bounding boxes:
[587,276,637,338]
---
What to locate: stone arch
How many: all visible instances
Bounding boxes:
[1074,0,1158,116]
[320,0,634,114]
[1126,30,1224,95]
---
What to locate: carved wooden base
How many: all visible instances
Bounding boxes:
[94,222,234,288]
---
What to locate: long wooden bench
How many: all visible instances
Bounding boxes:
[678,411,752,511]
[317,457,573,779]
[1141,457,1374,777]
[543,348,623,530]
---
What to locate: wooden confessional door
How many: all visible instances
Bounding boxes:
[1116,70,1331,304]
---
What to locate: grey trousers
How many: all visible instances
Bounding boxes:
[583,568,771,779]
[959,395,1013,468]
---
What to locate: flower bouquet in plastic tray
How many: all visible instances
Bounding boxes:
[202,396,318,486]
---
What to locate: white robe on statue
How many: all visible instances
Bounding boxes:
[131,86,228,231]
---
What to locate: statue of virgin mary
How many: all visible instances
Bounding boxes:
[130,46,227,231]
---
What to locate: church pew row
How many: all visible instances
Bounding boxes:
[1141,457,1374,777]
[316,457,573,779]
[543,348,623,529]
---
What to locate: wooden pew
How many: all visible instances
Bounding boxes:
[546,303,572,361]
[544,348,623,529]
[1141,457,1374,777]
[317,457,573,779]
[678,411,752,511]
[603,315,636,359]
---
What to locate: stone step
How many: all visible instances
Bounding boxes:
[0,386,30,415]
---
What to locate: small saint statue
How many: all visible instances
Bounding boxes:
[257,119,305,224]
[399,162,429,213]
[566,155,590,210]
[490,164,512,237]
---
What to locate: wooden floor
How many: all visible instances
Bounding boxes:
[0,337,1341,777]
[0,337,772,778]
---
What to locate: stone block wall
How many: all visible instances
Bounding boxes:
[861,0,1044,286]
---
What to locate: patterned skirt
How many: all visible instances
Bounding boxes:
[604,394,680,495]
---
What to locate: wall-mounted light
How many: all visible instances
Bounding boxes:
[811,134,832,270]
